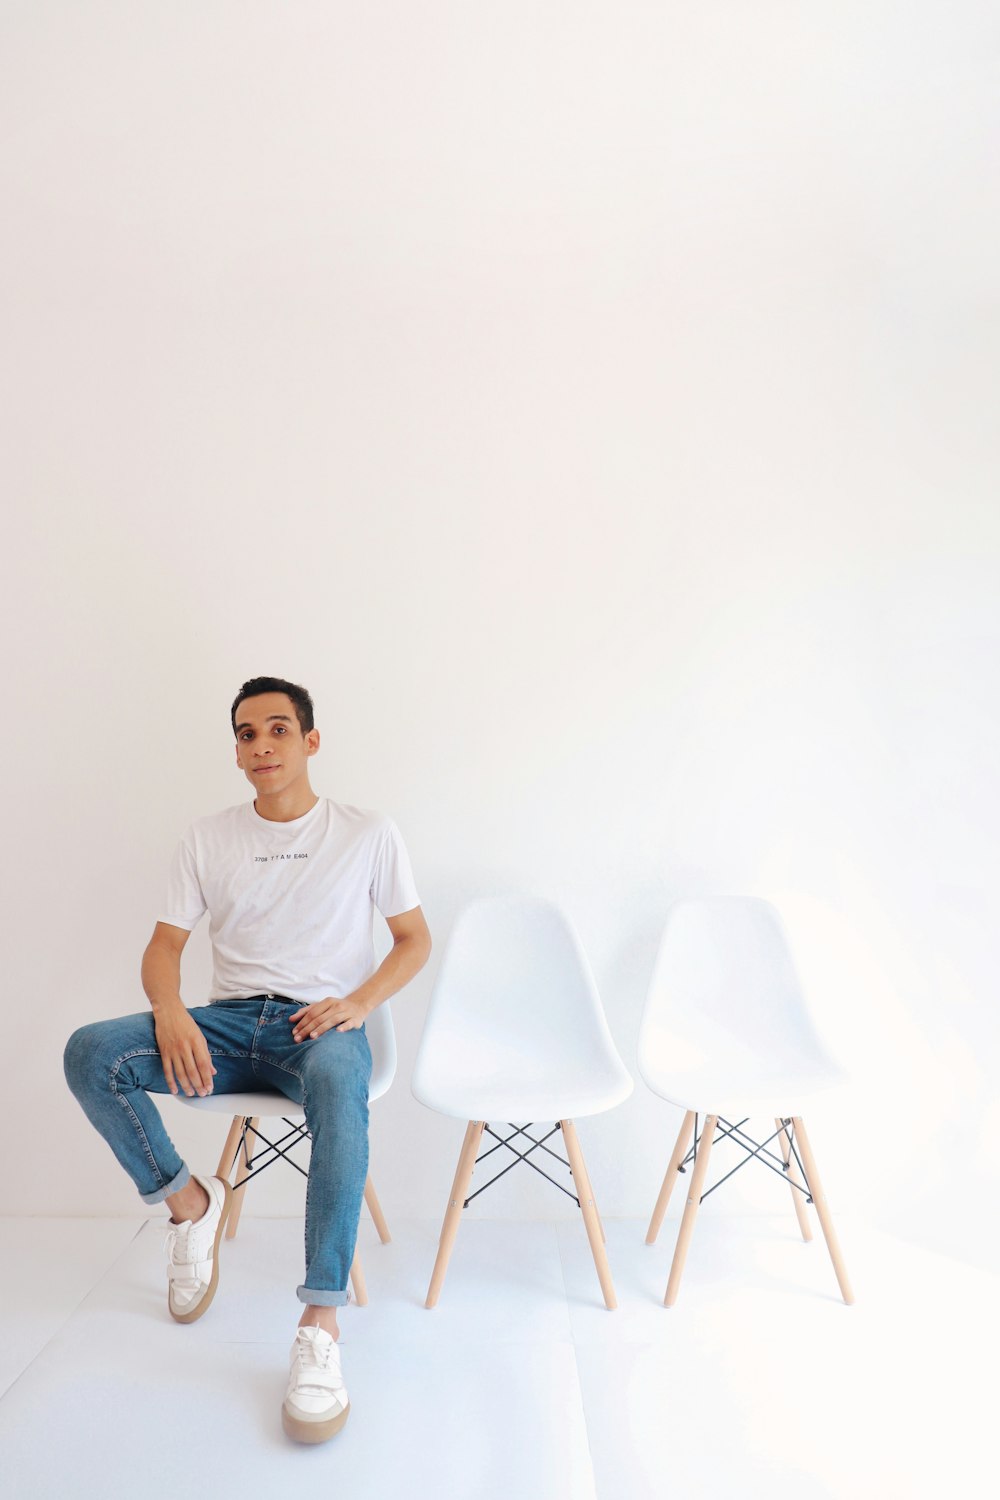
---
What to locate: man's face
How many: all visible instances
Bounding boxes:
[233,692,319,796]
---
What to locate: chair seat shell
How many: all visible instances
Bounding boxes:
[412,894,633,1121]
[638,896,846,1117]
[176,998,396,1118]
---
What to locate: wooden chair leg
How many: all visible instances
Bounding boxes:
[775,1117,813,1242]
[561,1119,618,1311]
[566,1136,607,1244]
[425,1120,484,1309]
[646,1109,696,1245]
[216,1115,245,1183]
[349,1245,368,1306]
[225,1116,259,1241]
[790,1116,854,1305]
[364,1175,391,1244]
[590,1191,607,1246]
[664,1113,718,1307]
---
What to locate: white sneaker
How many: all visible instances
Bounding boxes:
[165,1174,233,1323]
[282,1326,351,1443]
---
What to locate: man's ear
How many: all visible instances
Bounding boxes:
[306,728,320,758]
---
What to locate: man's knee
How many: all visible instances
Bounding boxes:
[63,1016,155,1096]
[299,1038,370,1112]
[63,1022,112,1095]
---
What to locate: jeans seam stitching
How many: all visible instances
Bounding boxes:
[251,1056,303,1083]
[108,1050,165,1184]
[114,1091,164,1187]
[110,1047,161,1070]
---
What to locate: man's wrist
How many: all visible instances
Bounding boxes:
[149,993,186,1018]
[353,990,378,1019]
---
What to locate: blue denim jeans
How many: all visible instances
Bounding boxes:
[63,997,372,1307]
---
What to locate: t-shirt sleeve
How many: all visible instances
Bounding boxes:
[158,829,208,932]
[370,818,421,918]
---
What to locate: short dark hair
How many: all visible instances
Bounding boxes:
[231,677,315,736]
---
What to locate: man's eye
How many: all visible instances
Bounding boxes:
[241,732,253,741]
[275,726,286,734]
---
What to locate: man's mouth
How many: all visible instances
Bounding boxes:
[253,766,281,774]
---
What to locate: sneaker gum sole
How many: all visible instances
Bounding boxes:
[282,1400,351,1444]
[169,1178,234,1325]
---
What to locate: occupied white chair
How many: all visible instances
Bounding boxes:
[412,894,633,1310]
[639,897,853,1306]
[176,1001,397,1305]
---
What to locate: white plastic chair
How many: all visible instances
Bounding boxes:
[176,1001,397,1305]
[412,895,633,1309]
[638,897,853,1306]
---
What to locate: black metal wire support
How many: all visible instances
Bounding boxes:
[464,1122,581,1206]
[226,1116,313,1187]
[673,1115,815,1205]
[678,1116,752,1171]
[776,1117,814,1203]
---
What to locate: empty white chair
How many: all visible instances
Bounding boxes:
[412,894,633,1309]
[176,1000,397,1304]
[639,897,853,1305]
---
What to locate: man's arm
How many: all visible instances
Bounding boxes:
[290,906,432,1042]
[141,921,217,1097]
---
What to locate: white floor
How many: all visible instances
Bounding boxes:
[0,1212,994,1499]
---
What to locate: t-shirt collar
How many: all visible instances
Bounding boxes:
[247,796,323,832]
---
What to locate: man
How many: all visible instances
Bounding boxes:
[64,676,431,1443]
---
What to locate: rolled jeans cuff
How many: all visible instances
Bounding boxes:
[140,1163,190,1206]
[297,1285,351,1307]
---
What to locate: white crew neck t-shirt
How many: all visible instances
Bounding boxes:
[159,798,421,1005]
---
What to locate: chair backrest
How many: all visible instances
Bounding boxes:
[412,893,628,1085]
[412,894,635,1119]
[428,894,604,1028]
[639,897,831,1076]
[365,997,397,1102]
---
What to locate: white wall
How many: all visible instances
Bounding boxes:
[3,2,997,1269]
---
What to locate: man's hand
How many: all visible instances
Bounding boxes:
[288,909,431,1044]
[154,1005,217,1097]
[290,995,369,1042]
[142,923,213,1096]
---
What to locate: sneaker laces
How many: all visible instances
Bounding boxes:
[292,1330,345,1398]
[164,1221,206,1287]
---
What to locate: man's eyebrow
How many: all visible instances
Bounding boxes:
[235,714,294,731]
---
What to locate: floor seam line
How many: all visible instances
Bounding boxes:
[0,1218,149,1404]
[554,1219,602,1500]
